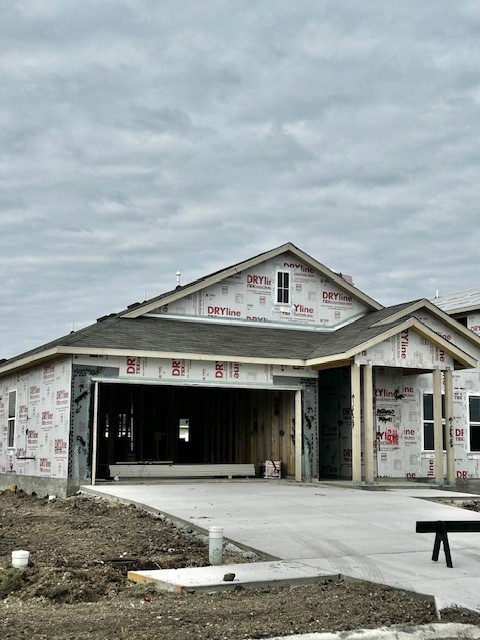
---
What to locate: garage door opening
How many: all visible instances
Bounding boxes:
[94,383,296,480]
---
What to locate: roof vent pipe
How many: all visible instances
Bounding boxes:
[176,271,181,288]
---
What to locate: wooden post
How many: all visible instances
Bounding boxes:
[444,368,455,485]
[295,389,302,482]
[351,363,362,484]
[91,381,99,487]
[433,368,443,485]
[364,362,374,485]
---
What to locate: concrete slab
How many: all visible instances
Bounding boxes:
[263,624,480,640]
[82,480,480,613]
[128,560,339,593]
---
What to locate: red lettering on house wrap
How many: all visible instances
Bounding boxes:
[172,360,185,377]
[126,357,141,375]
[207,306,241,317]
[322,292,352,303]
[247,275,271,287]
[283,262,314,273]
[400,329,409,359]
[294,304,314,315]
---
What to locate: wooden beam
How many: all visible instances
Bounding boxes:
[351,363,362,484]
[433,369,443,484]
[363,363,374,484]
[295,390,302,482]
[444,368,455,484]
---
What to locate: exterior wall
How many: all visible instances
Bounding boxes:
[151,253,369,329]
[0,358,72,496]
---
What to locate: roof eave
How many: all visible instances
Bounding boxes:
[0,344,309,377]
[0,347,67,377]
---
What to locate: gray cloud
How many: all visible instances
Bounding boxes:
[1,0,480,357]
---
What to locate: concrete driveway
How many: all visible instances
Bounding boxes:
[82,480,480,612]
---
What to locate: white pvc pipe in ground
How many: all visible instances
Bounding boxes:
[12,550,29,568]
[208,526,224,565]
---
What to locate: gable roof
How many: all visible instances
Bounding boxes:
[306,304,477,369]
[120,242,383,318]
[373,298,480,349]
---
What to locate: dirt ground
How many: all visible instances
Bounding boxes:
[0,490,479,640]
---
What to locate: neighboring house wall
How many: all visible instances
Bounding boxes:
[467,314,480,336]
[0,357,72,496]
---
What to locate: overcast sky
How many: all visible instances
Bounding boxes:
[2,1,480,359]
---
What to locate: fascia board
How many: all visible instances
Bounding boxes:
[123,243,382,318]
[372,300,427,327]
[0,343,308,377]
[58,346,307,367]
[0,347,64,377]
[442,303,480,316]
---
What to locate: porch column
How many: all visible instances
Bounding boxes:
[295,389,302,482]
[363,362,375,484]
[444,368,455,485]
[433,368,444,485]
[351,362,362,484]
[91,381,99,487]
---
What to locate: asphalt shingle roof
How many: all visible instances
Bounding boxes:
[431,287,480,314]
[1,299,430,371]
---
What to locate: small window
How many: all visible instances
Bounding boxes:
[276,271,290,304]
[179,418,190,442]
[469,396,480,452]
[7,390,17,448]
[423,393,445,451]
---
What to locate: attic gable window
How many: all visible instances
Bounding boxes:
[276,271,290,304]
